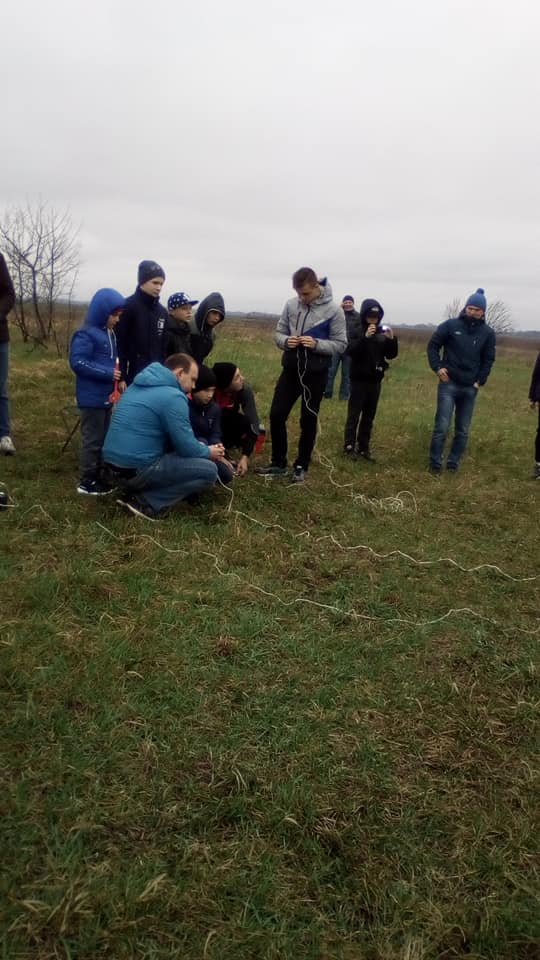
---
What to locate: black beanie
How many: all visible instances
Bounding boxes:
[138,260,165,285]
[194,365,217,392]
[213,362,237,390]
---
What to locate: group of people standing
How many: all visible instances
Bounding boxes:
[1,253,539,521]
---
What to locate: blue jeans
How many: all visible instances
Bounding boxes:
[325,354,351,400]
[122,453,218,513]
[429,381,478,469]
[0,342,10,436]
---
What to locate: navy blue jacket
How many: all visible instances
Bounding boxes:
[347,299,398,382]
[427,312,496,386]
[115,287,168,384]
[529,352,540,403]
[0,253,15,344]
[189,398,223,445]
[69,288,125,407]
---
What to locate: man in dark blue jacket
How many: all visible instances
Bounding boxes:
[427,288,496,473]
[0,252,16,455]
[528,351,540,479]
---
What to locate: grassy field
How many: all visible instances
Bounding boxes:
[1,323,539,960]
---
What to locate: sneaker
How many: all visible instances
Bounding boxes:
[358,449,376,463]
[429,463,442,475]
[291,466,306,483]
[116,495,159,521]
[534,463,540,480]
[255,464,288,477]
[446,462,458,472]
[0,435,16,455]
[77,479,114,495]
[343,445,357,459]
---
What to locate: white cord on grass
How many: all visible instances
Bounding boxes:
[93,524,540,635]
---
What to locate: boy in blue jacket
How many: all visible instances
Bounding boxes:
[69,288,125,494]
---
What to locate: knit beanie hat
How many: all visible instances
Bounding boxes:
[465,288,487,312]
[213,362,237,390]
[138,260,165,285]
[342,295,355,303]
[194,364,217,392]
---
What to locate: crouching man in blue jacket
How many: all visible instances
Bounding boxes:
[103,353,223,520]
[427,288,496,473]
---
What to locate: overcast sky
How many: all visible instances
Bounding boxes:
[2,0,539,329]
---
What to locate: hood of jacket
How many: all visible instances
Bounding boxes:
[310,277,334,307]
[194,292,225,334]
[359,298,385,326]
[132,361,184,392]
[86,288,125,329]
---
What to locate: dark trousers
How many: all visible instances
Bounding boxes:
[535,406,540,462]
[79,407,112,483]
[221,410,257,456]
[344,380,381,452]
[269,367,327,470]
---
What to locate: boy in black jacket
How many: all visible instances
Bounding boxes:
[116,260,168,385]
[344,298,398,461]
[189,365,234,485]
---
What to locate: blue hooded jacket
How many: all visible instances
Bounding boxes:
[103,362,212,468]
[69,288,125,407]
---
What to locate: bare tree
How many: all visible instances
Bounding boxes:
[0,201,80,351]
[444,296,514,334]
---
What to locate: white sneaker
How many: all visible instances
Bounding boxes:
[0,436,16,455]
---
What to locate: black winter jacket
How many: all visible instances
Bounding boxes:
[189,398,223,445]
[164,317,192,358]
[116,287,168,383]
[529,352,540,403]
[0,254,15,344]
[190,292,225,364]
[347,299,398,382]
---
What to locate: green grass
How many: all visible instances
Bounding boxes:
[1,323,539,960]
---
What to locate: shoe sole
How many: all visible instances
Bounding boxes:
[77,488,114,496]
[116,497,157,521]
[255,471,288,478]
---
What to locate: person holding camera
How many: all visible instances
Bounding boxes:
[343,298,398,461]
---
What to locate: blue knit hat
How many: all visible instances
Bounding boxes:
[465,288,487,312]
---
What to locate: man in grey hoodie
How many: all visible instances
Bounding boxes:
[257,267,346,483]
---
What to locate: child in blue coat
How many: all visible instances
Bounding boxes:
[69,288,125,494]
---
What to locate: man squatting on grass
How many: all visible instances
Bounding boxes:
[257,267,346,484]
[427,288,496,473]
[103,353,223,521]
